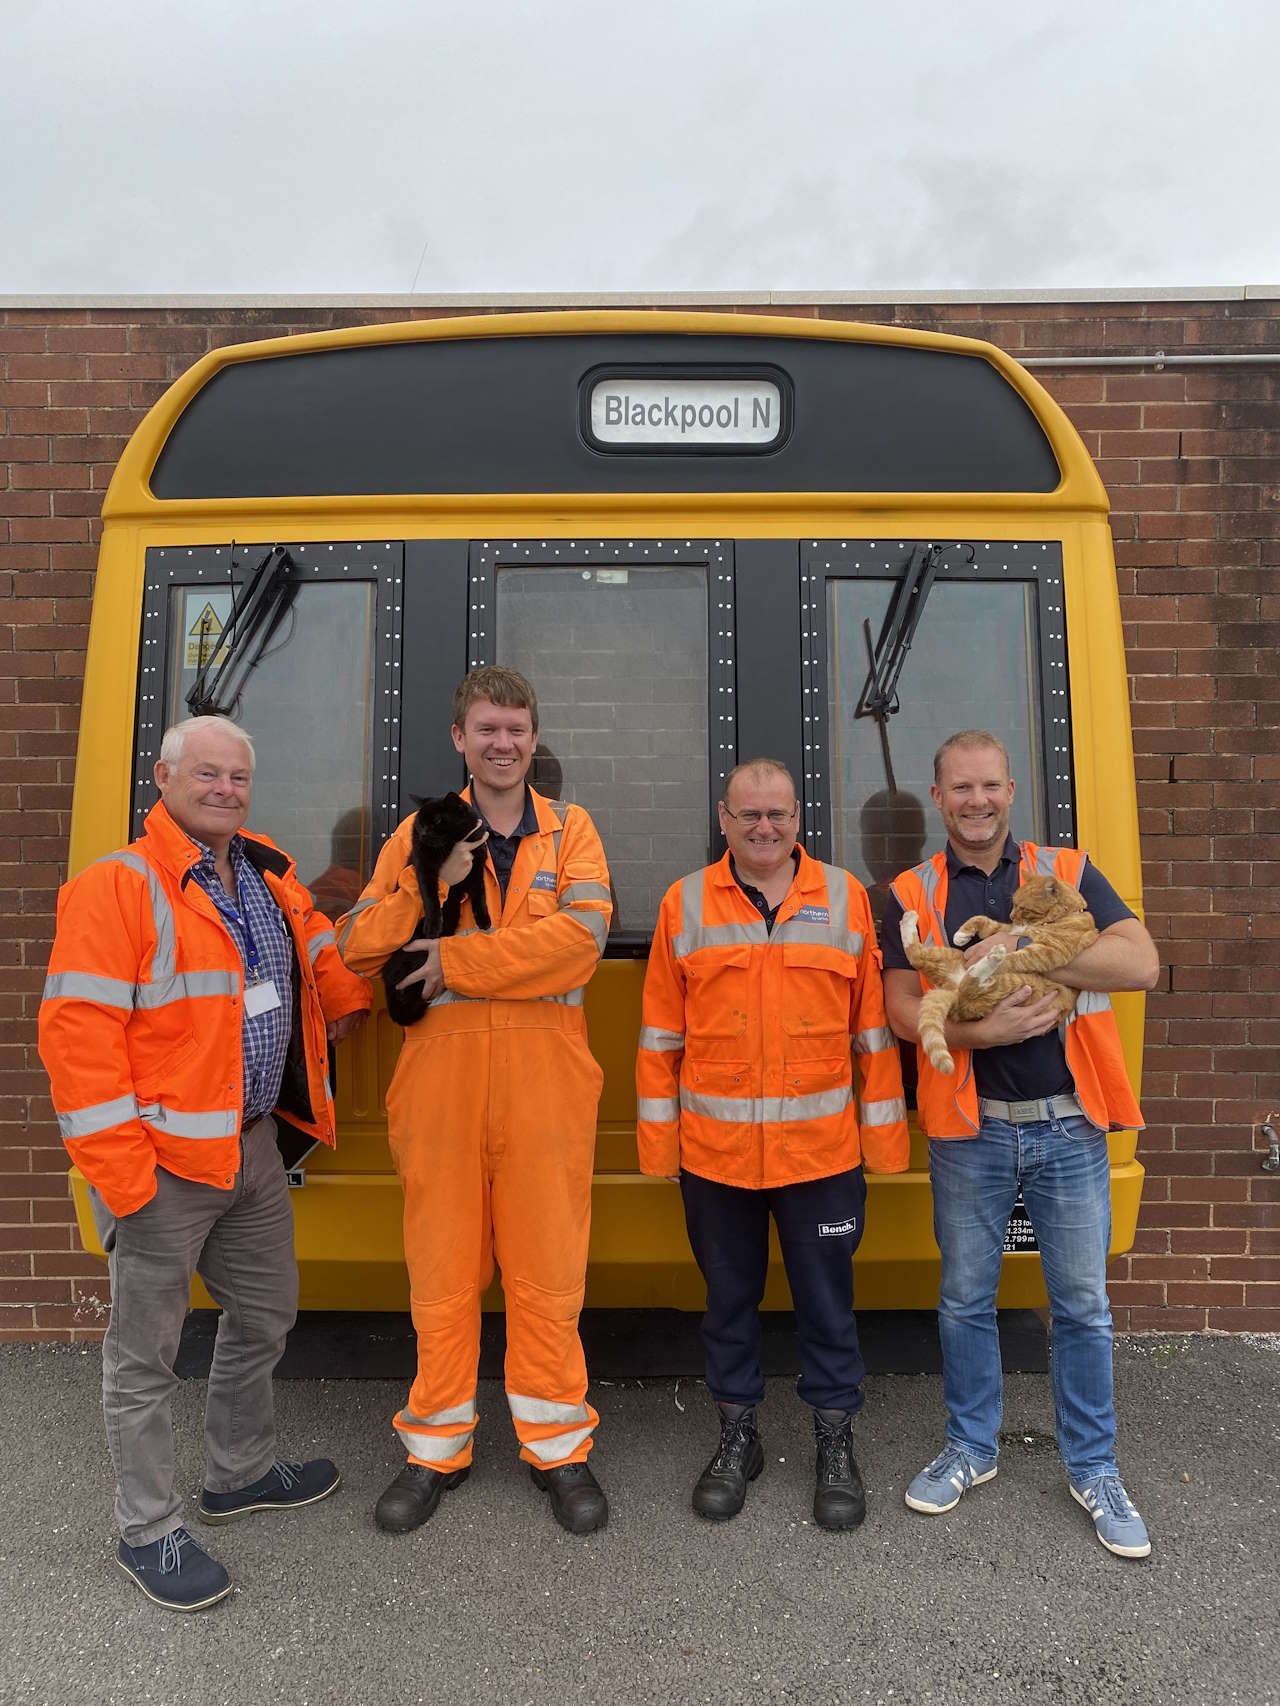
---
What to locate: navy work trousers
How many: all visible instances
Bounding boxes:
[680,1166,868,1414]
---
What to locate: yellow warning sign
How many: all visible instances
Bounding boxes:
[185,601,229,670]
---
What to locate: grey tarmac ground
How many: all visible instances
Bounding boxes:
[0,1335,1276,1706]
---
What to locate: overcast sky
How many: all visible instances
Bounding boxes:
[4,0,1277,294]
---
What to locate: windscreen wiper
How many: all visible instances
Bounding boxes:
[185,545,298,717]
[855,541,975,791]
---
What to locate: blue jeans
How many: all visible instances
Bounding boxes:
[929,1113,1117,1482]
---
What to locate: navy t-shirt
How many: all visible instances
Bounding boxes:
[879,837,1134,1101]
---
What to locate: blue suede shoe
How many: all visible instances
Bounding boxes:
[197,1456,340,1524]
[116,1527,231,1612]
[1070,1473,1151,1558]
[905,1443,998,1514]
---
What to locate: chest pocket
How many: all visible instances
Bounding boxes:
[781,943,854,1039]
[683,948,750,1040]
[524,886,558,918]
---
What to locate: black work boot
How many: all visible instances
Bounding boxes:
[692,1404,765,1522]
[530,1460,609,1534]
[813,1408,866,1531]
[374,1463,470,1534]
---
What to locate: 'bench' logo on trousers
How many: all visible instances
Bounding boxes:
[818,1218,856,1238]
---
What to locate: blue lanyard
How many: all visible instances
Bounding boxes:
[208,861,264,982]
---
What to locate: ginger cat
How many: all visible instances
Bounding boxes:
[900,873,1098,1075]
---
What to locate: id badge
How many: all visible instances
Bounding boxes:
[244,978,282,1017]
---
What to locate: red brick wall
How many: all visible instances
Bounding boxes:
[2,297,1277,1338]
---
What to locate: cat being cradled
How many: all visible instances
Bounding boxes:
[382,792,491,1028]
[900,873,1098,1075]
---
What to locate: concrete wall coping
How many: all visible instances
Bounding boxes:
[2,287,1279,309]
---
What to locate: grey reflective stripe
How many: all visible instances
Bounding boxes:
[137,1101,238,1139]
[861,1096,908,1126]
[675,921,767,956]
[521,1425,595,1464]
[680,1085,852,1124]
[307,929,335,964]
[637,1096,680,1122]
[136,971,240,1007]
[564,905,609,952]
[429,988,479,1007]
[902,856,948,944]
[45,969,241,1009]
[100,851,177,981]
[1067,990,1113,1019]
[853,1025,896,1055]
[336,894,378,951]
[402,1399,477,1428]
[559,882,611,905]
[1033,843,1060,877]
[507,1394,591,1426]
[639,1026,685,1053]
[394,1417,475,1463]
[323,1075,333,1102]
[547,987,586,1008]
[772,920,864,955]
[56,1094,140,1140]
[43,972,134,1008]
[822,863,850,943]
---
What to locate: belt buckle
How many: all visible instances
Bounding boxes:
[1008,1100,1041,1124]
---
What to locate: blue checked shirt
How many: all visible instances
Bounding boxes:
[190,835,294,1122]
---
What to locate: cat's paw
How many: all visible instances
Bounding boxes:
[952,925,975,946]
[900,910,920,948]
[968,945,1007,985]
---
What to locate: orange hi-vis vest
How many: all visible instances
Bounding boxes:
[636,849,909,1189]
[38,801,372,1218]
[889,841,1144,1139]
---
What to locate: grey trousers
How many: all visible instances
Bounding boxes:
[88,1115,299,1545]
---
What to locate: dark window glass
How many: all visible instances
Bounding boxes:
[826,577,1046,929]
[495,563,710,939]
[164,579,377,917]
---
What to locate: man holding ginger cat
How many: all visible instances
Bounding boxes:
[881,729,1159,1559]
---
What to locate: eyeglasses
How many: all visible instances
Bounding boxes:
[721,803,798,828]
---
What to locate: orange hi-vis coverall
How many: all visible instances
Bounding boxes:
[636,849,910,1184]
[336,787,612,1473]
[38,800,371,1216]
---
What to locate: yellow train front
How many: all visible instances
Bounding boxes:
[67,310,1148,1310]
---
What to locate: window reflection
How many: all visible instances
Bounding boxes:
[495,564,710,941]
[166,580,377,912]
[827,576,1046,931]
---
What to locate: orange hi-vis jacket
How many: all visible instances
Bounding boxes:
[38,801,372,1219]
[336,786,612,1025]
[637,849,909,1188]
[889,841,1145,1139]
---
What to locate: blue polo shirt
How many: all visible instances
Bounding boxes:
[880,836,1133,1101]
[477,786,539,902]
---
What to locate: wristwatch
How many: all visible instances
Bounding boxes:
[1016,934,1032,950]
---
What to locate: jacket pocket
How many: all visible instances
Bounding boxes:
[781,943,854,1039]
[683,947,750,1039]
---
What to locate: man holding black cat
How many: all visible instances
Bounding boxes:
[337,666,613,1537]
[881,728,1159,1558]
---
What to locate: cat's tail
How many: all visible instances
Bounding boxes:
[917,987,958,1075]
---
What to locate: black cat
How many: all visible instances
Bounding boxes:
[382,793,491,1027]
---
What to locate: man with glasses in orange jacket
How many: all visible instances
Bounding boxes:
[337,666,613,1537]
[39,716,371,1612]
[637,758,909,1529]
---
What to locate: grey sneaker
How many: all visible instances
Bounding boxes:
[1069,1473,1151,1558]
[905,1443,998,1514]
